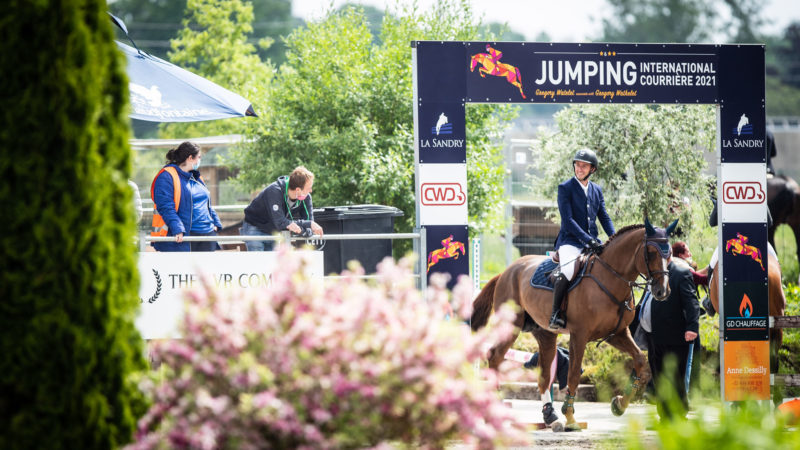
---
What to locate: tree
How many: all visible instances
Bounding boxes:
[0,0,147,447]
[109,0,299,66]
[159,0,275,139]
[598,0,766,44]
[599,0,717,43]
[232,1,519,249]
[532,105,717,235]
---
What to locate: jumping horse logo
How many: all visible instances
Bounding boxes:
[470,45,526,99]
[427,235,466,273]
[725,232,764,270]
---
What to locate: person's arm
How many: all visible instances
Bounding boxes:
[557,183,594,245]
[305,195,323,235]
[680,269,701,341]
[596,186,615,237]
[264,186,296,232]
[153,171,185,236]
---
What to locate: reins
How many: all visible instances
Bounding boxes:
[581,232,669,345]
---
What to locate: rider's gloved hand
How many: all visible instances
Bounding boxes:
[585,238,603,253]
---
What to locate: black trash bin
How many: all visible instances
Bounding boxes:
[312,205,404,274]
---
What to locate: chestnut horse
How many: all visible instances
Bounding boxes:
[471,220,677,430]
[708,253,786,403]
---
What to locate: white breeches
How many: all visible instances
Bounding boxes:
[557,244,582,280]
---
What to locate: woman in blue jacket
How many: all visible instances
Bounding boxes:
[152,142,222,252]
[549,148,615,329]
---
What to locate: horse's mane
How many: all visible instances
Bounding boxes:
[602,224,644,249]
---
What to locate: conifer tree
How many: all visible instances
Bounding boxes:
[0,1,147,447]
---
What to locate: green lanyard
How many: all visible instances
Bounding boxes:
[284,182,309,220]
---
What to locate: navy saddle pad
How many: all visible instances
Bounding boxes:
[530,258,585,292]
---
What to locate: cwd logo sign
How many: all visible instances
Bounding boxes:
[421,183,466,206]
[723,182,765,204]
[719,163,767,223]
[419,163,468,225]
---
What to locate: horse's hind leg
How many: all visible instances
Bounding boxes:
[606,330,650,416]
[531,329,559,427]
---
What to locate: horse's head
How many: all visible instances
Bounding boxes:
[642,218,678,301]
[470,54,479,71]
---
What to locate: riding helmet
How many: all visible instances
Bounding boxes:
[573,148,598,168]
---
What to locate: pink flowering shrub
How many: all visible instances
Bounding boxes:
[127,247,528,449]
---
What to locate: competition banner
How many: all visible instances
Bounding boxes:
[417,102,466,164]
[463,42,718,104]
[425,225,469,289]
[723,340,770,401]
[137,251,324,339]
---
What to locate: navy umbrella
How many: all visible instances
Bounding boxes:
[111,14,256,123]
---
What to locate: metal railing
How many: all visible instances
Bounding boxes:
[144,230,428,291]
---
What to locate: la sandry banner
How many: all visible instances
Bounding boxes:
[415,41,731,105]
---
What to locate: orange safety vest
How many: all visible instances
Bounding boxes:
[150,167,180,237]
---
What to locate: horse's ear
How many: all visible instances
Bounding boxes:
[666,219,679,236]
[645,217,656,236]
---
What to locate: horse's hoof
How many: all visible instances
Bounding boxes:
[551,421,564,432]
[565,422,582,432]
[611,395,625,416]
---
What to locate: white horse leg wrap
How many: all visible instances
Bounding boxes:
[542,390,552,405]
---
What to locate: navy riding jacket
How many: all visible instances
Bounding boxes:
[554,177,615,249]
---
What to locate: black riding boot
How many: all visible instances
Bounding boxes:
[548,273,569,329]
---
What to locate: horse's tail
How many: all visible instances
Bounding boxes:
[515,66,522,82]
[471,274,499,331]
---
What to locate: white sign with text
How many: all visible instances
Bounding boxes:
[418,163,468,225]
[719,163,767,223]
[137,251,324,339]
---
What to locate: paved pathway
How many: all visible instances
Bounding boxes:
[450,400,658,449]
[509,399,657,448]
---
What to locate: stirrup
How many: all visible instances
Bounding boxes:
[549,311,565,329]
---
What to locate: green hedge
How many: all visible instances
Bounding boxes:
[0,1,147,448]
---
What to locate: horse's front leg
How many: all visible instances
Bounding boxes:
[606,330,650,416]
[563,334,587,431]
[478,67,489,78]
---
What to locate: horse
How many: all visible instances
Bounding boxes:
[471,220,677,430]
[726,233,764,270]
[427,234,465,272]
[707,252,787,403]
[469,51,526,99]
[768,174,800,267]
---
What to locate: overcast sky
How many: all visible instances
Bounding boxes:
[292,0,800,42]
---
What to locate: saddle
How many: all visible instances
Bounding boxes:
[530,251,589,291]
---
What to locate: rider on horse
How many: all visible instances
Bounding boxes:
[549,148,616,329]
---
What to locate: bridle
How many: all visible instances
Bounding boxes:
[581,229,671,344]
[638,234,671,290]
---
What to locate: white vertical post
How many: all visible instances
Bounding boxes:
[472,237,481,294]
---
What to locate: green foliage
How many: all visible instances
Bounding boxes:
[532,104,716,232]
[599,0,717,43]
[160,0,275,139]
[778,283,800,397]
[775,224,799,285]
[625,399,800,449]
[0,0,148,447]
[598,0,766,44]
[109,0,299,66]
[232,1,519,250]
[765,76,800,116]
